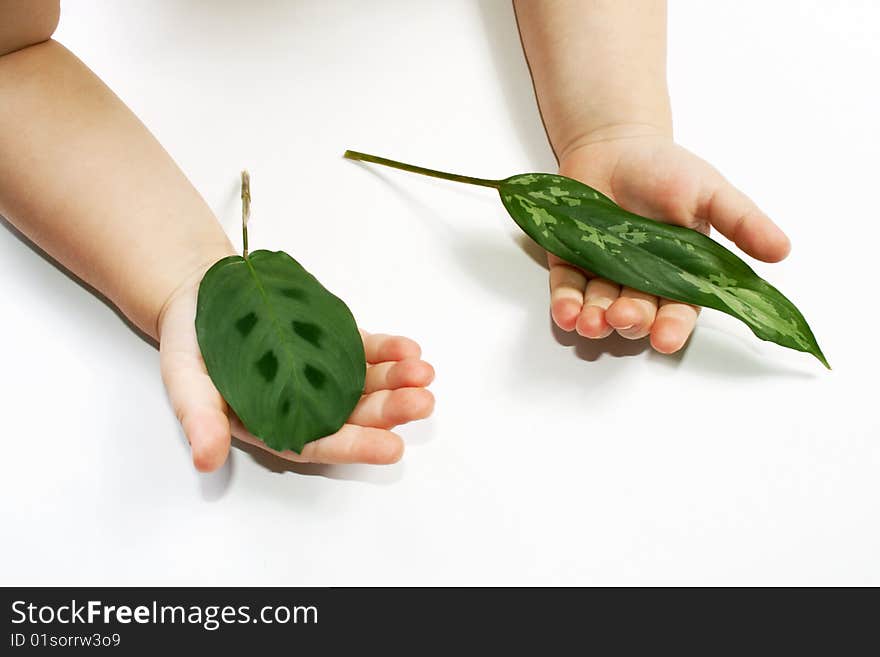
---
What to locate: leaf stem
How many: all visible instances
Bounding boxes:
[241,170,251,258]
[344,150,501,189]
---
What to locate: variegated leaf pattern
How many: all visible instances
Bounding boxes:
[196,250,366,453]
[343,150,827,367]
[499,173,827,367]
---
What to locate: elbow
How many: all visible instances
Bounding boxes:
[0,0,61,58]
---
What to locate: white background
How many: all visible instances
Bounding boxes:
[1,1,878,586]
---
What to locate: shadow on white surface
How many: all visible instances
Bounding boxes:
[0,215,157,349]
[551,320,651,361]
[199,456,234,501]
[349,163,545,305]
[232,437,406,485]
[476,0,557,169]
[511,232,549,268]
[678,326,817,380]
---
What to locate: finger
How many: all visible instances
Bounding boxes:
[548,254,587,331]
[650,299,700,354]
[700,176,790,262]
[159,298,231,473]
[161,351,232,473]
[348,387,435,430]
[576,277,620,338]
[605,287,658,339]
[361,331,422,364]
[233,420,405,465]
[364,358,435,394]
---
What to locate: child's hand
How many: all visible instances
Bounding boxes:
[548,131,792,354]
[158,269,435,472]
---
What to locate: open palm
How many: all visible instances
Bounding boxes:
[549,135,791,353]
[158,274,435,472]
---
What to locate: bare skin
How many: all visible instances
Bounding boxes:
[0,2,434,472]
[515,0,791,353]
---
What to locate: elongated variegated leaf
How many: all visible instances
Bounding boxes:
[344,150,828,367]
[499,173,827,366]
[196,250,366,453]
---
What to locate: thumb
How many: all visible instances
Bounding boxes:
[699,173,791,263]
[161,350,231,473]
[158,291,231,473]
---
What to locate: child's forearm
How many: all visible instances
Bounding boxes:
[0,40,233,340]
[514,0,672,160]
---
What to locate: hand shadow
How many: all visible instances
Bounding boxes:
[198,454,234,501]
[550,319,651,360]
[232,437,406,485]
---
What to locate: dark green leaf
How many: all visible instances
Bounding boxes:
[196,250,366,453]
[344,150,828,367]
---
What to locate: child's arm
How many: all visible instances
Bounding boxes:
[514,0,791,353]
[0,36,234,338]
[0,4,434,471]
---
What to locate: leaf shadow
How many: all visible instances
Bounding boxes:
[679,326,817,380]
[232,437,406,485]
[513,232,550,269]
[349,162,536,300]
[348,158,493,229]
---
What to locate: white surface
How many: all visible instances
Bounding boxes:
[1,0,878,586]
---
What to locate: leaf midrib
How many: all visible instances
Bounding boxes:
[510,190,770,307]
[510,189,817,348]
[508,190,821,358]
[243,255,305,399]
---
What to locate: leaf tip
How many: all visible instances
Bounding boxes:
[813,349,831,370]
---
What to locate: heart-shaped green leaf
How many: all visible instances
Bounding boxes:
[344,150,828,368]
[195,173,365,453]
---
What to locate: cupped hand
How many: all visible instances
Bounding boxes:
[158,272,435,472]
[550,132,791,353]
